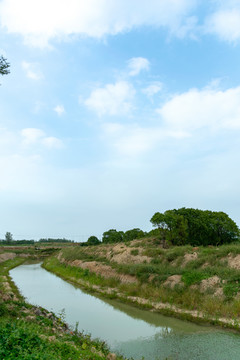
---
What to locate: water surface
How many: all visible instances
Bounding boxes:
[10,263,240,360]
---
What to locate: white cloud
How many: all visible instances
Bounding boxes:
[142,82,163,97]
[205,1,240,43]
[157,86,240,131]
[127,57,150,76]
[22,61,42,80]
[85,81,135,116]
[102,84,240,158]
[0,0,197,47]
[54,105,65,116]
[206,9,240,43]
[21,128,45,144]
[21,128,63,148]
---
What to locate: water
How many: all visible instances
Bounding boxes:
[10,263,240,360]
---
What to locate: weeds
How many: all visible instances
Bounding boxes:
[181,270,208,286]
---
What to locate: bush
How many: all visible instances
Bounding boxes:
[86,236,101,246]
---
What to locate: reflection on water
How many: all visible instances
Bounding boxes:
[10,263,240,360]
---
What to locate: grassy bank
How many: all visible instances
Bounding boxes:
[0,250,128,360]
[42,239,240,330]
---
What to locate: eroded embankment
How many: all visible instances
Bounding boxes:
[43,239,240,330]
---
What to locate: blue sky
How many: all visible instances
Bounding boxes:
[1,0,240,240]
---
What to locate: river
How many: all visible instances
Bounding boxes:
[10,263,240,360]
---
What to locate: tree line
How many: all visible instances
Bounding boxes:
[85,208,239,247]
[0,233,73,245]
[2,208,239,247]
[82,228,146,246]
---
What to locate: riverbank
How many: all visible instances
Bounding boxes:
[0,252,127,360]
[42,238,240,331]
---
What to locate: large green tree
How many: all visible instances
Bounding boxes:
[102,229,124,244]
[150,208,239,246]
[150,211,188,247]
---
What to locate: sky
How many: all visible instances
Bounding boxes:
[1,0,240,241]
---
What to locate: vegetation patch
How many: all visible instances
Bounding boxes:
[181,270,208,286]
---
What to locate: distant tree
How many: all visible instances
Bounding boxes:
[171,208,239,246]
[150,212,168,247]
[87,236,101,245]
[102,229,124,244]
[164,210,188,246]
[0,56,10,77]
[150,208,239,247]
[16,240,35,245]
[5,232,13,244]
[123,228,145,242]
[38,238,73,243]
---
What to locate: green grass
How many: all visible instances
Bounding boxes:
[0,319,79,360]
[0,316,120,360]
[43,257,120,289]
[59,247,109,264]
[181,270,208,286]
[130,249,139,256]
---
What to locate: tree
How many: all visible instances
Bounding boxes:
[164,210,188,246]
[5,232,13,244]
[150,212,167,230]
[87,236,101,245]
[150,208,239,247]
[207,211,239,246]
[171,208,239,246]
[0,56,10,76]
[150,212,168,247]
[150,211,188,247]
[123,228,145,242]
[102,229,124,244]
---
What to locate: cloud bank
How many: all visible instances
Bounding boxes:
[0,0,197,47]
